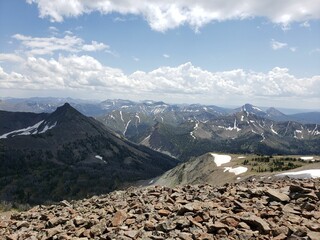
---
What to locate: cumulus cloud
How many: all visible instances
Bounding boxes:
[0,56,319,100]
[26,0,320,31]
[163,54,170,58]
[12,34,109,56]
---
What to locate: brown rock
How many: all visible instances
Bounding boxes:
[193,215,204,223]
[125,218,136,225]
[90,223,106,236]
[238,221,251,230]
[241,214,271,234]
[158,209,171,216]
[74,216,86,226]
[46,225,62,238]
[308,231,320,240]
[144,221,155,231]
[179,232,193,240]
[266,188,290,202]
[124,230,139,238]
[16,221,29,229]
[111,210,127,227]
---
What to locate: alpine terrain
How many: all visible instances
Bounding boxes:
[0,103,178,204]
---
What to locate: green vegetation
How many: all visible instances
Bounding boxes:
[242,156,308,172]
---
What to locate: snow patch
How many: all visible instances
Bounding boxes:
[300,156,314,161]
[224,166,248,175]
[276,169,320,179]
[260,133,265,142]
[95,155,107,164]
[0,120,45,139]
[252,106,262,111]
[123,120,131,135]
[140,134,151,145]
[119,111,124,122]
[39,121,57,134]
[135,113,140,123]
[238,156,245,159]
[210,153,231,167]
[190,121,199,140]
[270,123,278,135]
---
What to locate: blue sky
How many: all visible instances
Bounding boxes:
[0,0,319,109]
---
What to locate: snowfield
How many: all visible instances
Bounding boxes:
[276,169,320,179]
[300,156,314,161]
[224,166,248,175]
[210,153,231,167]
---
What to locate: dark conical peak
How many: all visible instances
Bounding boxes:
[49,102,83,121]
[57,102,74,110]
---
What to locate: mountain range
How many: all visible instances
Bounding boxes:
[96,102,320,160]
[1,97,319,124]
[1,98,319,205]
[0,103,178,204]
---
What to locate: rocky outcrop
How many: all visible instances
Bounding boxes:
[1,178,320,239]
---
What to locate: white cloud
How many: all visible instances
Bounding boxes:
[163,54,170,58]
[26,0,320,32]
[48,26,59,35]
[64,30,73,35]
[0,53,24,63]
[271,39,288,50]
[133,57,140,62]
[0,56,319,102]
[12,34,109,56]
[82,41,108,52]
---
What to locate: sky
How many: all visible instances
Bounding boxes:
[0,0,319,109]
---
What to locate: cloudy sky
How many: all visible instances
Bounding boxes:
[0,0,319,109]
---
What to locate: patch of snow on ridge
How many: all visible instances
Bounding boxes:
[123,120,131,135]
[270,123,278,135]
[0,120,44,139]
[95,155,107,164]
[135,113,140,123]
[190,121,199,140]
[300,156,314,161]
[224,166,248,175]
[276,169,320,179]
[39,121,57,134]
[252,106,262,111]
[119,111,124,122]
[210,153,231,167]
[238,156,245,159]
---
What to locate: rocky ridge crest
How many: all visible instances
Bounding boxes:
[1,178,320,240]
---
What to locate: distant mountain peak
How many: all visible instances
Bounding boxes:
[266,107,286,117]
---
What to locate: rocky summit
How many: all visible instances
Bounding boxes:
[1,178,320,240]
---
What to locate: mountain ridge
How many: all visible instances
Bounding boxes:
[0,103,179,204]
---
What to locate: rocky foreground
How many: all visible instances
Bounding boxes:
[1,178,320,240]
